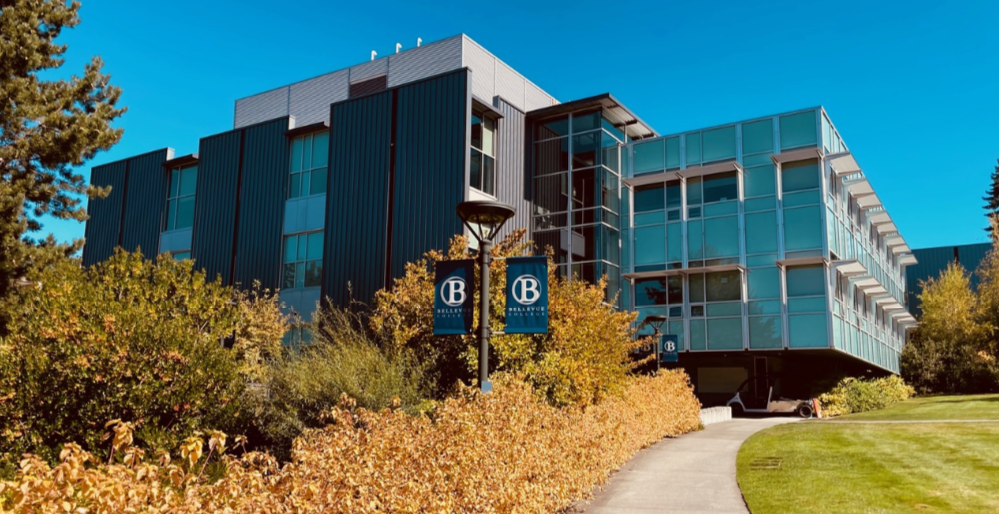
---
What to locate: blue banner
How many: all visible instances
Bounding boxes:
[661,334,679,363]
[505,256,548,334]
[434,259,475,335]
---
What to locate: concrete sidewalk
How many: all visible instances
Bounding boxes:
[573,417,795,514]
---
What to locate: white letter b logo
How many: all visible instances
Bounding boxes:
[441,277,467,307]
[512,276,541,305]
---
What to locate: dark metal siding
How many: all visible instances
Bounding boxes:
[324,91,394,306]
[82,161,128,266]
[232,117,291,289]
[390,70,469,279]
[120,149,171,256]
[905,242,992,316]
[192,130,243,284]
[493,97,530,239]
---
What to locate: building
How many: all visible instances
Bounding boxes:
[905,242,991,317]
[82,34,919,399]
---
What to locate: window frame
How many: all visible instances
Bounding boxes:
[288,130,329,200]
[470,107,498,196]
[164,165,197,232]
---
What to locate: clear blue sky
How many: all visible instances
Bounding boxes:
[41,0,998,250]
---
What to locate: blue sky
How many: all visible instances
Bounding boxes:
[41,0,998,249]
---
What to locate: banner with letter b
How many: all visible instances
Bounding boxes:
[434,259,475,335]
[505,256,548,334]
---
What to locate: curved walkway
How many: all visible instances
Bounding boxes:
[573,417,796,514]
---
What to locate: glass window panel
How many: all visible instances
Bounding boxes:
[634,184,664,212]
[789,297,826,313]
[601,132,619,173]
[172,251,191,261]
[704,216,739,258]
[668,276,683,304]
[283,235,297,264]
[635,278,667,306]
[538,116,568,139]
[289,173,302,199]
[743,153,773,167]
[748,267,780,299]
[781,160,820,193]
[572,110,600,133]
[745,211,778,254]
[282,264,296,289]
[703,172,737,203]
[784,190,820,208]
[633,139,665,174]
[702,126,736,163]
[572,132,598,169]
[746,254,777,267]
[789,313,828,348]
[688,206,701,219]
[668,321,684,350]
[312,132,329,167]
[535,138,569,174]
[602,118,624,142]
[290,137,303,173]
[665,137,680,169]
[689,319,706,351]
[302,135,313,170]
[744,164,775,198]
[295,262,305,289]
[687,219,703,260]
[786,265,826,297]
[689,274,705,303]
[706,270,741,302]
[749,300,781,315]
[169,169,180,197]
[783,206,822,251]
[305,260,322,287]
[300,171,311,197]
[665,181,682,209]
[707,318,742,350]
[179,167,198,197]
[686,177,702,205]
[780,110,818,150]
[634,225,666,265]
[175,196,195,229]
[685,132,701,165]
[707,302,740,317]
[667,210,681,221]
[482,117,495,155]
[297,234,308,261]
[165,199,177,231]
[571,168,598,210]
[533,173,567,214]
[311,167,327,196]
[307,232,323,261]
[749,316,782,349]
[742,119,774,155]
[482,155,495,196]
[635,211,665,225]
[666,223,682,263]
[471,113,483,150]
[470,150,482,191]
[691,305,705,316]
[745,196,775,212]
[703,201,737,217]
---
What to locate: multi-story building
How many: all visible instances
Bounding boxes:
[83,34,918,398]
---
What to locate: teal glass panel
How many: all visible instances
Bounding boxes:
[666,223,682,263]
[179,166,197,197]
[635,211,665,226]
[665,137,681,169]
[703,172,737,203]
[175,196,195,229]
[312,132,329,168]
[685,133,701,165]
[572,133,599,169]
[311,167,327,196]
[742,119,774,155]
[745,197,775,213]
[165,199,176,231]
[634,225,666,265]
[706,270,740,301]
[781,160,820,193]
[172,251,191,261]
[749,316,782,349]
[743,153,773,167]
[283,235,297,264]
[294,262,305,289]
[789,313,828,348]
[634,184,665,212]
[289,173,302,199]
[633,139,665,174]
[746,254,777,267]
[307,232,323,260]
[745,211,778,254]
[744,164,775,197]
[786,265,826,297]
[689,319,706,350]
[169,169,180,197]
[601,132,620,173]
[707,302,740,317]
[282,264,296,288]
[305,260,322,287]
[789,297,826,313]
[688,206,701,219]
[686,177,702,204]
[702,126,736,162]
[749,300,781,315]
[687,219,703,260]
[297,233,308,261]
[779,110,818,150]
[668,321,685,351]
[302,135,313,170]
[667,210,681,221]
[666,182,682,209]
[747,267,780,299]
[704,201,737,217]
[783,190,820,207]
[539,116,569,139]
[783,206,822,251]
[689,274,705,302]
[290,137,304,172]
[300,171,312,196]
[707,318,742,350]
[602,119,625,142]
[572,110,600,133]
[704,216,739,258]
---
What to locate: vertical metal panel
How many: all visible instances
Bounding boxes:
[905,243,991,316]
[957,243,991,290]
[323,91,394,306]
[391,70,469,280]
[82,161,127,266]
[462,38,495,101]
[288,70,349,126]
[387,36,463,87]
[191,130,243,284]
[495,61,526,111]
[232,117,291,289]
[234,87,290,129]
[120,149,171,256]
[494,98,531,239]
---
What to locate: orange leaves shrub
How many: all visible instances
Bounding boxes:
[0,371,700,513]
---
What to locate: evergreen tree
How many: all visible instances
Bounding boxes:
[0,0,125,322]
[984,158,999,233]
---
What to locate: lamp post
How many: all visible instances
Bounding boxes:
[644,314,668,373]
[456,200,516,393]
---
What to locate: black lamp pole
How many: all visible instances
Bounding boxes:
[456,200,516,393]
[645,315,668,373]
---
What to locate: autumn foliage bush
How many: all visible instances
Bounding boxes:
[818,375,915,417]
[0,371,700,513]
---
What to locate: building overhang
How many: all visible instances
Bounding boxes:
[891,244,911,254]
[623,263,744,281]
[857,194,883,209]
[875,221,898,234]
[771,147,822,165]
[898,254,918,266]
[623,161,740,187]
[845,177,874,197]
[852,276,880,288]
[163,152,198,169]
[868,210,892,224]
[286,121,329,138]
[860,284,889,296]
[832,259,868,276]
[527,93,657,141]
[472,95,505,119]
[826,151,861,176]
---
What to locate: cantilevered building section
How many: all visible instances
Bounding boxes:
[83,34,917,395]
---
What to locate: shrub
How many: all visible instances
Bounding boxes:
[818,376,915,417]
[0,371,701,513]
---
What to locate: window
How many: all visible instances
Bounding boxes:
[165,165,197,231]
[471,111,496,195]
[779,110,818,150]
[171,251,191,261]
[282,231,323,289]
[289,131,329,199]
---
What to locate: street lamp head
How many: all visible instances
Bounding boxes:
[644,314,668,331]
[456,200,516,244]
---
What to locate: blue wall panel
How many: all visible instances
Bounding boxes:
[120,149,171,256]
[82,160,128,266]
[192,131,243,284]
[906,242,992,316]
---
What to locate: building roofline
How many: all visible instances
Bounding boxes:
[527,93,657,140]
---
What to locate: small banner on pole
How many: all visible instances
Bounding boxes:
[505,256,548,334]
[661,334,679,363]
[434,259,475,335]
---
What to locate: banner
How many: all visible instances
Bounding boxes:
[505,256,548,334]
[661,334,679,363]
[434,259,475,335]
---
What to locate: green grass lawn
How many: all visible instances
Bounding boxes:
[737,397,999,514]
[832,394,999,421]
